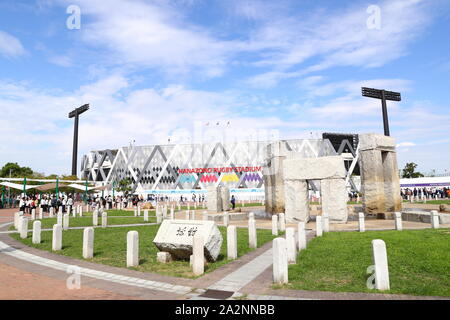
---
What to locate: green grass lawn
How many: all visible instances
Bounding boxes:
[281,228,450,297]
[10,225,279,278]
[82,209,156,217]
[10,216,157,230]
[402,200,450,205]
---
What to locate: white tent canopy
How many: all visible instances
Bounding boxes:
[0,182,37,191]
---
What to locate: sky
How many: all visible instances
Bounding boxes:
[0,0,449,176]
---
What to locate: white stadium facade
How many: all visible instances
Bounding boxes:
[80,133,361,199]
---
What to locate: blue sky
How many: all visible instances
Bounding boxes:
[0,0,449,176]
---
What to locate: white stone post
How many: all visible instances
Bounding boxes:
[185,210,190,220]
[79,206,83,217]
[156,212,162,224]
[52,224,62,251]
[31,209,36,221]
[431,210,440,229]
[190,210,195,220]
[248,217,257,249]
[63,214,70,230]
[14,212,20,230]
[59,206,63,214]
[394,212,402,231]
[371,239,390,291]
[322,213,330,233]
[134,207,137,217]
[83,227,94,259]
[192,234,204,276]
[358,212,365,232]
[297,222,307,251]
[223,212,229,227]
[93,210,98,226]
[286,227,297,264]
[279,212,286,232]
[101,212,107,228]
[227,226,237,260]
[38,207,43,220]
[272,215,278,236]
[316,216,323,237]
[57,212,63,226]
[272,238,288,284]
[32,221,41,244]
[49,207,54,217]
[127,231,139,267]
[144,210,149,222]
[170,207,174,220]
[19,217,28,239]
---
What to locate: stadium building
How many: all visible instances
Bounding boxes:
[81,133,360,199]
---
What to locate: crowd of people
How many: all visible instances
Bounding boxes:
[401,187,450,200]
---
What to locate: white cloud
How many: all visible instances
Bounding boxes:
[0,30,26,58]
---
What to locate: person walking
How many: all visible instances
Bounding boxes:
[231,195,236,210]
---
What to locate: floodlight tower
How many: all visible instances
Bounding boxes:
[68,104,90,176]
[361,87,401,136]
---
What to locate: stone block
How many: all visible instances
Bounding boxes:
[321,178,348,223]
[157,252,173,263]
[286,228,297,264]
[283,156,346,180]
[316,216,323,237]
[358,212,365,232]
[297,222,306,251]
[52,224,62,251]
[272,215,278,236]
[359,133,396,152]
[284,179,309,223]
[248,218,257,249]
[153,220,223,262]
[19,217,28,239]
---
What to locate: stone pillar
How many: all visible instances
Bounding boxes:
[272,215,278,236]
[227,226,237,260]
[101,212,107,228]
[127,231,139,267]
[207,186,222,213]
[322,213,330,232]
[63,214,69,230]
[144,210,149,222]
[83,227,94,259]
[79,206,83,217]
[52,224,62,251]
[93,210,98,226]
[359,149,385,214]
[382,152,402,212]
[394,212,402,231]
[297,222,306,251]
[220,186,230,211]
[358,212,365,232]
[359,134,402,215]
[223,212,229,227]
[372,239,390,290]
[134,207,137,217]
[32,221,41,244]
[284,179,309,223]
[192,235,205,276]
[316,216,323,237]
[286,228,297,264]
[431,210,440,229]
[185,210,190,220]
[272,238,288,284]
[321,178,348,223]
[57,212,63,226]
[38,207,43,220]
[14,212,20,230]
[170,207,174,220]
[19,217,28,239]
[31,209,36,221]
[248,217,257,249]
[278,212,286,232]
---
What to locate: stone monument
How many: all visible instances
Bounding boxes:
[153,220,223,262]
[358,134,402,215]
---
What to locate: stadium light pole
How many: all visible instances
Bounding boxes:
[361,87,401,136]
[68,104,90,177]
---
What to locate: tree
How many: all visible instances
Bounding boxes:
[401,162,424,179]
[0,162,34,178]
[117,178,133,194]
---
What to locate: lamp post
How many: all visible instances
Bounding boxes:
[23,177,26,196]
[361,87,401,136]
[68,104,90,177]
[56,178,59,199]
[84,179,88,204]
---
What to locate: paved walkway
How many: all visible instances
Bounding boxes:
[0,207,448,300]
